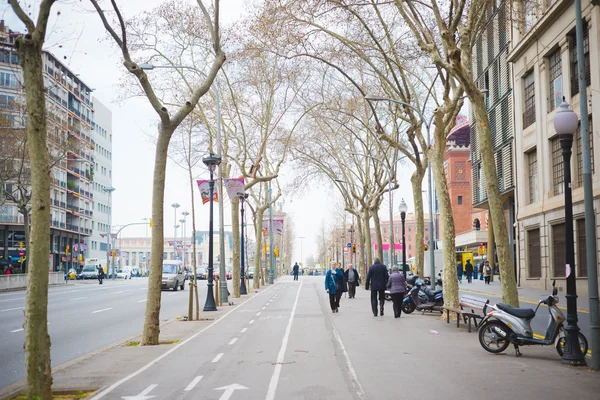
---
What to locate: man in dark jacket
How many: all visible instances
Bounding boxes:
[365,258,389,317]
[292,262,300,281]
[344,264,360,298]
[465,259,474,283]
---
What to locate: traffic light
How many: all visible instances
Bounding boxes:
[424,244,428,251]
[274,246,279,258]
[149,219,152,228]
[19,242,23,249]
[65,245,70,256]
[262,243,267,255]
[352,243,356,254]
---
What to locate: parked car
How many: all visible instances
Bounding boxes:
[161,260,185,291]
[247,267,255,279]
[116,268,131,279]
[77,264,98,280]
[196,267,207,280]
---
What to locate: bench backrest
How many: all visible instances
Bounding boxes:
[459,295,488,312]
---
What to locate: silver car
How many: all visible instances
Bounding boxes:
[161,260,185,291]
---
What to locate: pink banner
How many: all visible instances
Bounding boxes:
[196,180,219,204]
[374,243,401,250]
[224,178,245,199]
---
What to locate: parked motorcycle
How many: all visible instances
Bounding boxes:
[402,278,444,314]
[477,280,588,357]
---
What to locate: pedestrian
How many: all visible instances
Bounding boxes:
[336,263,347,302]
[465,259,474,283]
[292,262,300,281]
[456,260,463,284]
[483,260,492,284]
[97,265,104,285]
[344,264,360,298]
[325,262,340,313]
[386,266,407,318]
[365,258,389,317]
[5,265,12,275]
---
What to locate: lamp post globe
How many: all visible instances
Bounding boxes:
[202,154,222,311]
[399,199,408,276]
[553,101,587,366]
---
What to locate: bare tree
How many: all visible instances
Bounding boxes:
[89,0,226,344]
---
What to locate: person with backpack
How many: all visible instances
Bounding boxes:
[325,262,342,313]
[483,260,492,284]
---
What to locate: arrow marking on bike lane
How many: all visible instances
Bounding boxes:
[214,384,248,400]
[121,384,157,400]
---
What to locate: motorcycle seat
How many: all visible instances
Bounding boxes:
[497,303,535,319]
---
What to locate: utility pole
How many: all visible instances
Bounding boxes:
[268,181,274,284]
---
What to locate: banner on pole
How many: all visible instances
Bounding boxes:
[196,180,219,204]
[224,178,245,199]
[262,218,285,235]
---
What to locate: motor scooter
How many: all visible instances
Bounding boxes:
[402,279,443,314]
[477,280,588,357]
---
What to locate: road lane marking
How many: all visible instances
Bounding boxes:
[137,299,147,303]
[185,376,203,391]
[332,325,366,399]
[229,338,238,345]
[212,353,224,363]
[11,328,24,333]
[256,312,261,316]
[87,283,277,400]
[1,307,24,312]
[249,320,255,324]
[167,293,176,296]
[122,384,157,399]
[241,328,247,333]
[92,308,113,314]
[110,291,123,294]
[262,307,266,310]
[69,297,87,301]
[266,279,303,400]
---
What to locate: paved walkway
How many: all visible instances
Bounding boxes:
[2,276,599,400]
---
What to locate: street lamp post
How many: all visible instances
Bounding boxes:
[179,218,186,263]
[299,236,305,268]
[364,95,435,281]
[202,154,221,311]
[399,198,408,276]
[182,211,189,266]
[171,203,180,260]
[268,181,274,284]
[553,101,587,366]
[240,193,248,295]
[103,187,115,278]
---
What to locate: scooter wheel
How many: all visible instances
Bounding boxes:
[402,302,416,314]
[478,321,511,353]
[385,293,392,301]
[556,329,588,357]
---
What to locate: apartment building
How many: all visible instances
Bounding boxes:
[510,0,600,293]
[0,21,103,272]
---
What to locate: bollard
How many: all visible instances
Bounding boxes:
[246,276,250,293]
[214,276,220,306]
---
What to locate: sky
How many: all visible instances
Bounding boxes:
[1,0,427,265]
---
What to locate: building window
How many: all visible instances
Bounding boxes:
[528,150,538,203]
[523,71,536,128]
[548,49,563,111]
[576,115,594,187]
[552,223,566,277]
[576,218,592,277]
[569,23,590,96]
[527,228,541,278]
[551,137,564,196]
[458,196,463,205]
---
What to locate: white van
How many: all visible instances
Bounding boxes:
[161,260,185,291]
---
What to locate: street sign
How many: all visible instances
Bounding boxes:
[343,247,348,253]
[347,243,351,248]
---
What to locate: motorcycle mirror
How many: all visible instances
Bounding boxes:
[552,279,556,288]
[552,287,558,296]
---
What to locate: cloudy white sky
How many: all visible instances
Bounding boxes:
[2,0,425,265]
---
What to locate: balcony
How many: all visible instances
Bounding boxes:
[52,199,60,207]
[51,220,59,228]
[65,223,78,232]
[0,215,25,224]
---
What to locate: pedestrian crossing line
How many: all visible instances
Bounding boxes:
[229,338,238,345]
[249,320,255,324]
[184,376,203,391]
[256,312,261,316]
[212,353,224,363]
[241,328,248,333]
[262,306,266,310]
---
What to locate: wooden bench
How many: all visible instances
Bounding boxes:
[444,295,489,332]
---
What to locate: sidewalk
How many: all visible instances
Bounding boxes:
[0,285,272,400]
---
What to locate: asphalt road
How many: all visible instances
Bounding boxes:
[0,277,226,390]
[86,276,600,400]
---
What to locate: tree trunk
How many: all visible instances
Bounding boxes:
[188,167,195,321]
[428,121,459,309]
[411,169,426,277]
[363,208,373,269]
[231,197,240,298]
[372,208,384,263]
[254,208,265,289]
[19,205,30,274]
[142,125,173,345]
[20,37,53,399]
[471,98,519,307]
[357,212,366,281]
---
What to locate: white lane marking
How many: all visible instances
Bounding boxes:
[110,291,123,294]
[214,384,248,399]
[88,283,277,400]
[167,293,176,296]
[249,320,255,324]
[265,280,303,400]
[122,384,157,399]
[140,288,146,290]
[229,338,238,345]
[137,299,147,303]
[1,307,24,312]
[241,328,247,333]
[11,328,24,333]
[184,376,203,391]
[332,325,367,399]
[256,312,261,316]
[262,307,266,310]
[212,353,224,363]
[69,297,87,301]
[92,308,113,314]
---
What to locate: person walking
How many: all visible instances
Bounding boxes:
[335,263,347,306]
[456,261,463,284]
[344,264,360,298]
[365,258,389,317]
[465,259,474,283]
[483,260,492,284]
[292,262,300,281]
[325,262,340,313]
[386,266,407,318]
